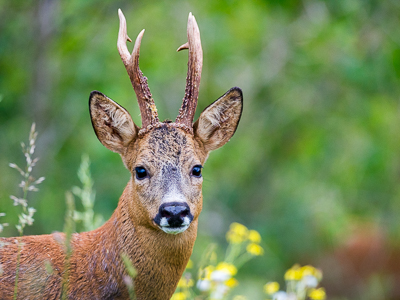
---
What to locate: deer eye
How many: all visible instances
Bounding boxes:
[135,167,148,180]
[191,165,202,177]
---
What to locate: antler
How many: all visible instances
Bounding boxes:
[175,13,203,128]
[117,9,159,128]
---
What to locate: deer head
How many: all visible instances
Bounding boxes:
[89,10,243,236]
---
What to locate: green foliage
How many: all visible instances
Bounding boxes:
[1,1,400,299]
[72,154,104,232]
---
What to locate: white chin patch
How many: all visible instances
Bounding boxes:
[159,216,191,235]
[160,225,189,235]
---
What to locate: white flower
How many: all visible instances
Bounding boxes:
[34,177,45,185]
[123,275,134,289]
[28,185,38,192]
[210,284,229,299]
[302,275,318,288]
[273,291,289,300]
[10,195,27,207]
[197,279,211,291]
[32,157,39,166]
[18,209,35,226]
[210,270,231,281]
[9,163,25,176]
[25,154,32,166]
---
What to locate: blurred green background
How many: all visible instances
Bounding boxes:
[1,0,400,299]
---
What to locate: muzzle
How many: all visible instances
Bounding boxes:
[154,202,193,234]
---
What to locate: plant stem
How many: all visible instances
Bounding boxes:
[61,192,75,300]
[13,238,22,300]
[13,167,31,299]
[232,252,253,270]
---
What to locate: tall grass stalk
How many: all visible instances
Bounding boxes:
[61,191,75,300]
[8,123,45,300]
[72,154,103,232]
[121,252,137,300]
[0,213,9,233]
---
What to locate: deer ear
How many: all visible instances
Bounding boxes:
[194,87,243,153]
[89,91,138,154]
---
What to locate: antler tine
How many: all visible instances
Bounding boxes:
[175,12,203,128]
[117,9,159,129]
[117,9,132,67]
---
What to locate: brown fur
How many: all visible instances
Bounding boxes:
[0,88,243,299]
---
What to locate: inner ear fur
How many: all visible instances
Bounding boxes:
[193,87,243,153]
[89,91,138,154]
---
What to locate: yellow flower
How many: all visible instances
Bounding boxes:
[248,230,262,243]
[226,223,248,244]
[226,231,244,244]
[177,277,194,288]
[300,265,316,277]
[186,259,193,269]
[201,265,215,280]
[230,222,248,235]
[309,288,326,300]
[284,264,302,281]
[225,277,239,288]
[232,296,247,300]
[171,292,187,300]
[264,282,280,295]
[246,243,264,256]
[298,265,322,281]
[216,262,237,276]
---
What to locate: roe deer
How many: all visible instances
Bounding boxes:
[0,9,243,300]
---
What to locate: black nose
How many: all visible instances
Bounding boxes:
[156,202,192,227]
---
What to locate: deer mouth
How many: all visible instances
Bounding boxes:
[154,202,193,235]
[159,224,190,235]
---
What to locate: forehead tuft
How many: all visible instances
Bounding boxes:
[137,124,196,166]
[148,125,187,150]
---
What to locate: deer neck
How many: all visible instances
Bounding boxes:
[89,180,197,299]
